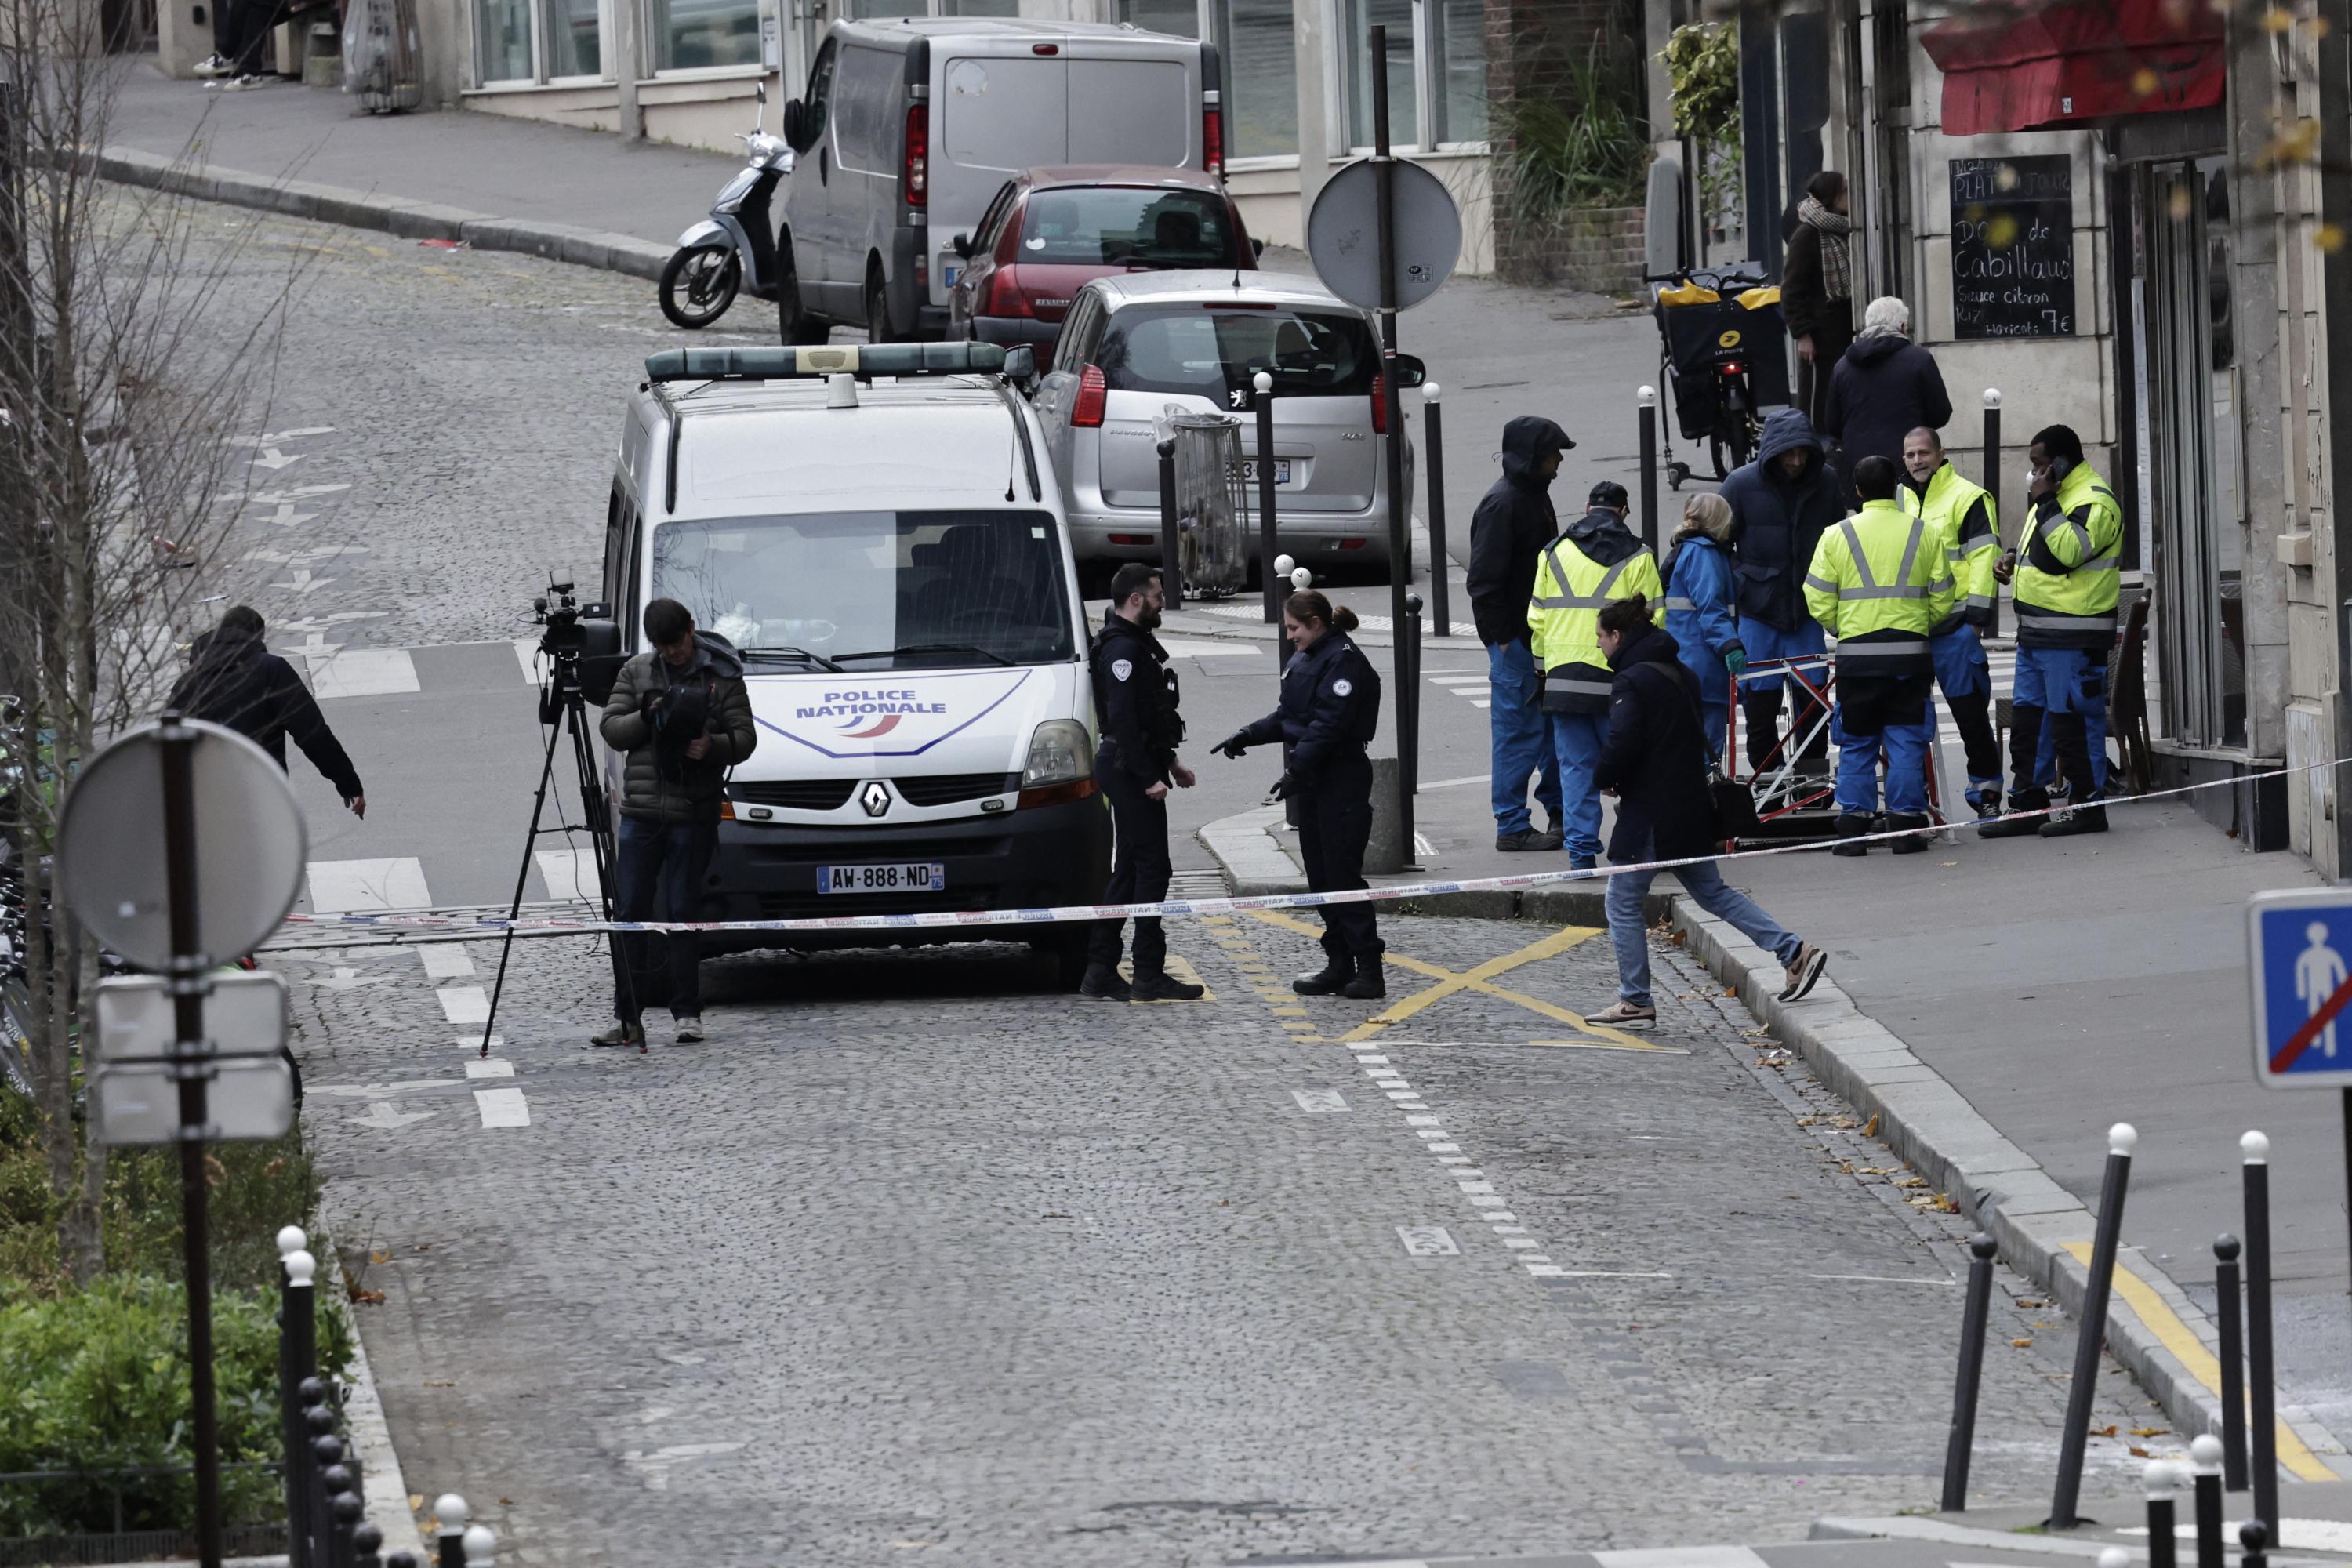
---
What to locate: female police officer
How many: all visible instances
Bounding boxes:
[1213,590,1385,1000]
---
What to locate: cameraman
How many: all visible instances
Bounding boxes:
[594,598,756,1048]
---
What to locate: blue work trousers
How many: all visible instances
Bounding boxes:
[1487,638,1562,834]
[2013,644,2107,797]
[1832,709,1932,816]
[1548,710,1607,863]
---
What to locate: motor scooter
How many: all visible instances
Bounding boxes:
[659,83,794,330]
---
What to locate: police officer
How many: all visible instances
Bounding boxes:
[1900,425,2003,817]
[1082,562,1204,1002]
[1804,454,1955,855]
[1529,480,1662,870]
[1213,590,1385,1000]
[1980,423,2123,839]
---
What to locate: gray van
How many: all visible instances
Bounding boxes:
[775,17,1221,345]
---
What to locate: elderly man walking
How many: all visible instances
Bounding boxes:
[1823,296,1951,491]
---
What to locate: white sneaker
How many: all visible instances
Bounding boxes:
[192,53,231,75]
[221,72,272,90]
[673,1015,705,1044]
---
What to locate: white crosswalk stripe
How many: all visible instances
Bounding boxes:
[306,857,430,913]
[534,847,600,903]
[310,648,419,699]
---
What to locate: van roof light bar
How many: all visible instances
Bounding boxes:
[643,342,1013,383]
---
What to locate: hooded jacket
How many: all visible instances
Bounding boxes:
[1822,332,1952,480]
[600,630,758,823]
[165,627,364,799]
[1465,416,1571,646]
[1719,409,1844,633]
[1593,622,1720,863]
[1528,507,1662,714]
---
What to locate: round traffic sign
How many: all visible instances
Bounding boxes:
[1306,157,1463,311]
[56,719,307,969]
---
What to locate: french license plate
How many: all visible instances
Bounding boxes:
[816,862,946,895]
[1232,457,1294,486]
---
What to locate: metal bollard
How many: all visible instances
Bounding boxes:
[387,1555,418,1568]
[1638,385,1660,553]
[434,1494,469,1568]
[2192,1433,2226,1568]
[1274,554,1298,673]
[2050,1122,2137,1530]
[1422,384,1450,637]
[301,1386,337,1565]
[279,1236,317,1568]
[460,1525,496,1568]
[2216,1233,2249,1490]
[1156,438,1181,611]
[1402,592,1423,818]
[1254,371,1279,625]
[2100,1547,2132,1568]
[1940,1232,1998,1511]
[317,1459,354,1568]
[2241,1519,2270,1568]
[1981,389,2003,639]
[2146,1461,2180,1568]
[2242,1132,2279,1540]
[353,1522,383,1568]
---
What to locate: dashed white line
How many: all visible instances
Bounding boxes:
[310,648,420,699]
[437,986,490,1025]
[306,858,430,913]
[465,1058,515,1079]
[419,945,475,979]
[474,1087,531,1128]
[535,846,601,902]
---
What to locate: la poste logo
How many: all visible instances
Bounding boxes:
[796,687,947,741]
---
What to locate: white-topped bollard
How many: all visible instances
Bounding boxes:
[1984,387,2002,409]
[285,1249,316,1287]
[2241,1128,2270,1162]
[1635,384,1660,551]
[2111,1121,2140,1156]
[1290,566,1312,590]
[1421,380,1442,405]
[1639,383,1657,406]
[461,1523,497,1568]
[2102,1548,2132,1568]
[278,1224,307,1258]
[1252,369,1279,625]
[2241,1131,2279,1541]
[2190,1434,2227,1568]
[436,1494,470,1568]
[2144,1460,2182,1568]
[2052,1120,2140,1528]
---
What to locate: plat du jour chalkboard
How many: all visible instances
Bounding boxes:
[1949,155,2075,339]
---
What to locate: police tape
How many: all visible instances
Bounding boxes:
[267,755,2347,948]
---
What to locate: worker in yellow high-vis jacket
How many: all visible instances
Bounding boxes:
[1900,426,2002,818]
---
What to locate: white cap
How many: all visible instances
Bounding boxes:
[1253,370,1272,393]
[1984,387,2003,409]
[2100,1549,2131,1568]
[2242,1129,2271,1163]
[284,1249,317,1288]
[1638,384,1657,407]
[1421,381,1442,404]
[1290,567,1313,590]
[2191,1432,2225,1471]
[1273,554,1295,577]
[2144,1458,2178,1495]
[2109,1122,2138,1156]
[462,1524,496,1565]
[276,1225,307,1257]
[434,1495,469,1533]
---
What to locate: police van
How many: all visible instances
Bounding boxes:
[588,342,1110,985]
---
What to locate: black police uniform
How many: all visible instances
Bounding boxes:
[1087,606,1185,978]
[1229,628,1384,976]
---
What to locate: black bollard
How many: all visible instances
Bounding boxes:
[279,1236,318,1568]
[352,1522,383,1568]
[1423,385,1450,637]
[1156,437,1181,611]
[2146,1460,2180,1568]
[2240,1519,2270,1568]
[2216,1233,2249,1490]
[1638,385,1660,553]
[1254,370,1279,625]
[387,1555,418,1568]
[1981,389,2003,639]
[1941,1232,1998,1511]
[434,1493,470,1568]
[2242,1131,2279,1541]
[2193,1434,2226,1568]
[1403,593,1423,841]
[302,1392,337,1566]
[2050,1121,2138,1530]
[318,1463,354,1568]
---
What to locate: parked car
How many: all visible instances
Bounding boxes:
[947,166,1258,350]
[1030,272,1421,580]
[775,17,1224,345]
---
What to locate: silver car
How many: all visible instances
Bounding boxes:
[1029,272,1420,579]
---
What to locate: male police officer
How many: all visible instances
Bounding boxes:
[1900,426,2003,816]
[1530,479,1661,869]
[1805,454,1955,855]
[1082,563,1204,1001]
[1980,423,2123,839]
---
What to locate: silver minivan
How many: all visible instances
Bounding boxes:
[776,17,1221,344]
[1030,271,1421,578]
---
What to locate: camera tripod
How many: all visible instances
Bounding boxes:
[476,631,639,1055]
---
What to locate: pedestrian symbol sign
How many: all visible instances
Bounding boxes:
[2246,890,2352,1087]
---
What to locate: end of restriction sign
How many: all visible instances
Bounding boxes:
[2246,889,2352,1088]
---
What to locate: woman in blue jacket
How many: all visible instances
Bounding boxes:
[1661,494,1744,761]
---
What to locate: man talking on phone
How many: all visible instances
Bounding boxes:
[1980,424,2122,839]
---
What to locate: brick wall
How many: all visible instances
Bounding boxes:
[1484,0,1646,291]
[1496,205,1646,293]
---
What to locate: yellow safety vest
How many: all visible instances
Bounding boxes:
[1802,498,1956,677]
[2013,461,2122,649]
[1900,461,1998,636]
[1528,531,1662,711]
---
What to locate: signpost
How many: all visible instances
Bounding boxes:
[56,716,307,1568]
[2245,888,2352,1313]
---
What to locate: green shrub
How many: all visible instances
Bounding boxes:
[1492,39,1653,224]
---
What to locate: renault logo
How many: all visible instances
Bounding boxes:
[859,781,891,818]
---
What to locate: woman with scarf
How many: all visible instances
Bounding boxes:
[1780,170,1854,431]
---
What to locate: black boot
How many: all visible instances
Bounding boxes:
[1130,970,1206,1001]
[1078,962,1132,1000]
[1831,811,1875,857]
[1340,957,1387,1000]
[1887,811,1932,854]
[1293,956,1352,995]
[2038,797,2110,837]
[1979,787,2046,839]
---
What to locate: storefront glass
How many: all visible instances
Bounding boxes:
[541,0,599,77]
[476,0,533,81]
[653,0,760,68]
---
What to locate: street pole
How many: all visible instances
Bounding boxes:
[1370,24,1414,846]
[1254,370,1279,624]
[1982,389,2003,640]
[1157,438,1182,611]
[2243,1131,2280,1541]
[1422,383,1449,637]
[1638,385,1660,553]
[2050,1122,2136,1530]
[159,711,223,1568]
[1940,1232,1996,1512]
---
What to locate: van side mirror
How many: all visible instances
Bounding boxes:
[1004,345,1036,380]
[579,618,624,706]
[782,98,806,151]
[1390,353,1428,389]
[952,232,973,260]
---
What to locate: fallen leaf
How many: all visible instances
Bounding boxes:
[1939,860,1958,866]
[423,1380,455,1387]
[1723,987,1737,997]
[1930,1194,1959,1213]
[2017,1298,2045,1308]
[2011,1337,2034,1348]
[1860,1112,1879,1137]
[1796,1115,1819,1127]
[1896,1175,1927,1189]
[2129,1446,2152,1458]
[2132,1428,2171,1438]
[409,1495,424,1512]
[2091,1425,2118,1438]
[499,1497,515,1506]
[348,1287,386,1305]
[370,1247,391,1265]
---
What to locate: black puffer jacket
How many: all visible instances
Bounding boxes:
[1465,416,1572,646]
[1593,622,1719,863]
[165,628,364,799]
[1719,409,1844,632]
[1233,629,1380,787]
[599,631,758,823]
[1823,332,1951,480]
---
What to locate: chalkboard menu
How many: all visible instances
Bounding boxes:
[1949,155,2077,339]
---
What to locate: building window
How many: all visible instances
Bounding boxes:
[543,0,600,76]
[476,0,602,82]
[653,0,760,69]
[1116,0,1298,161]
[476,0,533,82]
[1428,0,1484,143]
[1343,0,1417,149]
[1340,0,1486,150]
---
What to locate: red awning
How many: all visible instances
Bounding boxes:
[1921,0,2224,137]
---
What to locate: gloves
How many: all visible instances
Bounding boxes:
[1723,645,1748,677]
[1268,771,1297,802]
[1213,730,1250,760]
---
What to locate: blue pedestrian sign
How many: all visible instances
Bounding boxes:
[2246,889,2352,1088]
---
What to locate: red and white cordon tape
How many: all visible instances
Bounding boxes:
[270,759,2342,947]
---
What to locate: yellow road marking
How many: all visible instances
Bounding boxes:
[1243,910,1666,1051]
[2063,1241,2339,1480]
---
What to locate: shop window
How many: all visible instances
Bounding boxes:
[475,0,601,83]
[653,0,760,70]
[543,0,600,76]
[1117,0,1300,161]
[1339,0,1486,151]
[476,0,532,82]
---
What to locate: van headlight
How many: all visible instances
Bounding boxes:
[1021,719,1092,787]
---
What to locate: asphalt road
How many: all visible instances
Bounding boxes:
[172,201,2172,1564]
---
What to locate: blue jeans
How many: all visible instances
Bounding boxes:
[1548,710,1607,862]
[1831,708,1932,815]
[614,814,717,1022]
[1487,639,1562,834]
[1606,833,1804,1006]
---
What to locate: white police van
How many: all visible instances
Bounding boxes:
[587,341,1109,985]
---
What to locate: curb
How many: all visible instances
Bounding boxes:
[93,145,672,281]
[321,1227,431,1565]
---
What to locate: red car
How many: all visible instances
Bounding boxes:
[946,165,1259,351]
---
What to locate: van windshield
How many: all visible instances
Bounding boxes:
[1019,187,1238,267]
[651,510,1076,670]
[1097,305,1377,401]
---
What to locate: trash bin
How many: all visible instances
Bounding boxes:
[1168,412,1248,600]
[342,0,422,113]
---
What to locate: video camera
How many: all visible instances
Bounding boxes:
[529,569,623,716]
